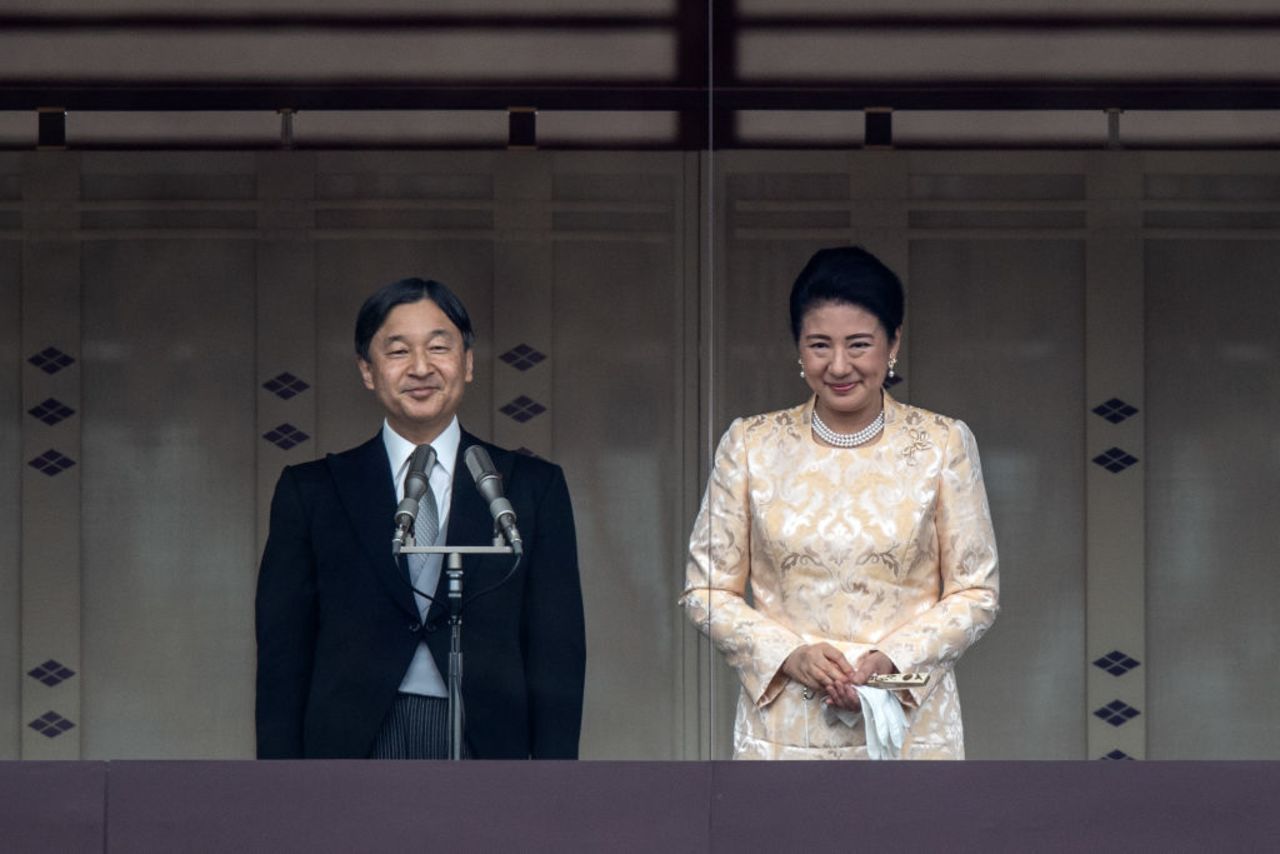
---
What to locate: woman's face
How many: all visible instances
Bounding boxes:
[797,301,900,429]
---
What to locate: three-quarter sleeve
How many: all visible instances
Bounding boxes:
[680,419,807,707]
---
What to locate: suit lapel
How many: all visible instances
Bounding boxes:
[327,434,418,621]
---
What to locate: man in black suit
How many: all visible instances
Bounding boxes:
[255,278,585,759]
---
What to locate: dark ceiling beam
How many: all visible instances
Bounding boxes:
[6,81,1280,113]
[6,11,1280,31]
[734,13,1280,31]
[715,81,1280,110]
[0,83,702,112]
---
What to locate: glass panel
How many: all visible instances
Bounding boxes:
[909,238,1086,759]
[1145,239,1280,758]
[82,238,259,757]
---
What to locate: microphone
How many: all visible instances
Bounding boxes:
[464,445,523,555]
[392,444,436,553]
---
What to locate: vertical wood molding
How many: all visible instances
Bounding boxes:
[694,148,720,758]
[678,150,706,758]
[850,151,911,403]
[0,154,22,759]
[20,151,82,758]
[492,153,554,457]
[1085,152,1147,760]
[255,152,319,554]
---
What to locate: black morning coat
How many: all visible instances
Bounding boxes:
[255,430,586,759]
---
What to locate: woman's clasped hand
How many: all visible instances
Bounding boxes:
[782,644,898,711]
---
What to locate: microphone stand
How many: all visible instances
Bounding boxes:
[395,531,512,761]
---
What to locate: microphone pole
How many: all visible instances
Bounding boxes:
[394,443,515,761]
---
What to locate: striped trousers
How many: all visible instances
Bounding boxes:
[368,693,467,759]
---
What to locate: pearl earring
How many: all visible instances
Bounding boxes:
[888,355,897,379]
[798,358,805,379]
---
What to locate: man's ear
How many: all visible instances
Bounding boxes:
[464,348,474,384]
[358,357,375,391]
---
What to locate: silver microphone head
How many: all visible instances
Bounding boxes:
[465,445,503,501]
[404,444,436,500]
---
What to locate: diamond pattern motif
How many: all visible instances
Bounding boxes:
[1102,749,1134,761]
[499,344,547,372]
[1092,397,1140,424]
[1093,650,1142,677]
[1093,699,1141,727]
[28,449,76,477]
[28,347,76,375]
[29,711,76,739]
[28,398,77,426]
[499,395,547,423]
[262,372,311,400]
[28,660,76,687]
[1092,447,1139,474]
[262,423,310,450]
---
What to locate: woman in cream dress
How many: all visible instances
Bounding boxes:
[682,247,999,760]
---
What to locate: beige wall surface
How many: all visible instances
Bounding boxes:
[2,149,1278,760]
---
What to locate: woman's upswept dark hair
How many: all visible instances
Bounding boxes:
[789,247,904,342]
[354,277,475,360]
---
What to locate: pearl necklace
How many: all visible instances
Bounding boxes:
[811,407,885,448]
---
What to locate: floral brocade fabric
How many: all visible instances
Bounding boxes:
[681,395,999,760]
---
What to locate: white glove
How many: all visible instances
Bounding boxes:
[826,686,906,759]
[856,685,906,760]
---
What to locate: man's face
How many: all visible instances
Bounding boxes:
[358,299,474,444]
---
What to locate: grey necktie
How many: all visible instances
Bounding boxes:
[419,448,445,547]
[409,445,440,584]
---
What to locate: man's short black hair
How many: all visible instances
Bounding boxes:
[354,277,475,361]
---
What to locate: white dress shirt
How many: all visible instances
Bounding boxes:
[381,417,461,698]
